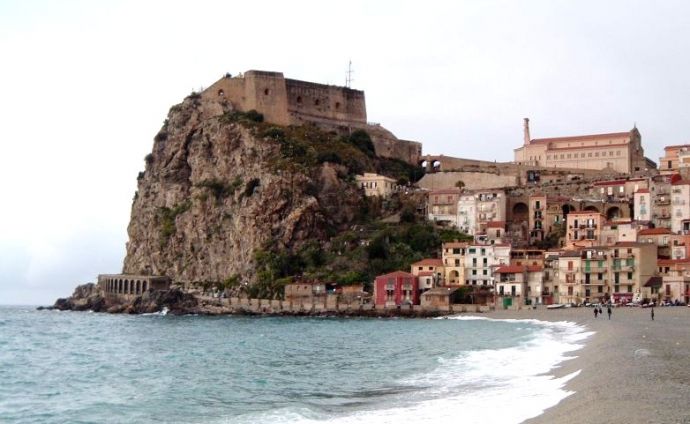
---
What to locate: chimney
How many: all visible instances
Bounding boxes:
[523,118,531,145]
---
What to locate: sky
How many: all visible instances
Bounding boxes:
[2,0,690,304]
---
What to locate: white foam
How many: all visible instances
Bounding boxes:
[227,318,592,424]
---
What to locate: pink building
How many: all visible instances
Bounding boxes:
[374,271,419,306]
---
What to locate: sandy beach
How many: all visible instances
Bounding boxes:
[480,306,690,424]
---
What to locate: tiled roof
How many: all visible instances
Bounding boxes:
[495,265,525,274]
[486,221,506,228]
[529,131,630,144]
[376,271,415,279]
[411,258,444,267]
[638,228,672,236]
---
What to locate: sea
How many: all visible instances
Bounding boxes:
[0,306,591,424]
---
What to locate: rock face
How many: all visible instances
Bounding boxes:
[122,93,364,285]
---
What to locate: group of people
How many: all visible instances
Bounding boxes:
[593,305,613,320]
[593,304,656,320]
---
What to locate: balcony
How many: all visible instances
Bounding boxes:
[655,198,670,205]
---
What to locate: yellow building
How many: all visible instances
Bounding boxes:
[659,144,690,175]
[356,173,397,197]
[514,119,654,173]
[441,242,467,285]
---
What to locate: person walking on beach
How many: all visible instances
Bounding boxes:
[607,305,612,320]
[651,307,655,321]
[594,307,598,318]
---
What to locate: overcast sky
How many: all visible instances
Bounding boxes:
[2,0,690,305]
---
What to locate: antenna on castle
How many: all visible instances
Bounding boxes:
[345,60,354,88]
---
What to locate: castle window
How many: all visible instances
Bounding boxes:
[296,96,302,104]
[314,99,320,106]
[264,88,270,95]
[335,102,341,109]
[218,89,224,96]
[588,153,592,157]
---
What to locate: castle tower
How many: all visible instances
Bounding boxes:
[523,118,531,145]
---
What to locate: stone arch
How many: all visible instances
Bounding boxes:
[432,160,441,171]
[607,206,622,220]
[264,88,270,95]
[449,270,460,284]
[136,280,141,295]
[512,202,529,223]
[296,96,302,104]
[583,205,600,212]
[335,101,341,109]
[562,204,576,215]
[217,89,224,97]
[420,160,428,169]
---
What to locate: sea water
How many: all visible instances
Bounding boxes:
[0,306,591,424]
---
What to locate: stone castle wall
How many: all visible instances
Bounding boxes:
[203,70,421,164]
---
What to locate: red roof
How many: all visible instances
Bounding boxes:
[526,265,544,272]
[486,221,506,228]
[664,144,690,150]
[376,271,415,279]
[529,131,631,145]
[614,241,645,247]
[495,265,525,274]
[638,228,672,236]
[412,258,444,267]
[672,179,690,186]
[635,189,650,193]
[417,271,435,277]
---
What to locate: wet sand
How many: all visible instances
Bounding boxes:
[481,306,690,424]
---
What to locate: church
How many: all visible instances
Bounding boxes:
[514,118,656,174]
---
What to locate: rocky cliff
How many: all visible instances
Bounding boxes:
[122,92,371,286]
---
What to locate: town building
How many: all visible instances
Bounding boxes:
[374,271,419,306]
[464,244,510,286]
[410,258,445,292]
[634,189,652,222]
[355,173,397,197]
[671,180,690,233]
[514,119,655,173]
[659,144,690,175]
[428,188,462,227]
[565,212,606,248]
[441,242,468,285]
[495,265,544,308]
[420,287,462,309]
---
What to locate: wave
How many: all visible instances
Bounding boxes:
[224,318,592,424]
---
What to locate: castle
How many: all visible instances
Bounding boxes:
[202,70,422,165]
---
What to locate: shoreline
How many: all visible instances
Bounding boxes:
[480,307,690,424]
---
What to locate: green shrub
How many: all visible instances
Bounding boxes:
[158,201,191,242]
[196,177,243,200]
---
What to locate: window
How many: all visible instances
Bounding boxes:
[588,152,593,157]
[628,272,633,280]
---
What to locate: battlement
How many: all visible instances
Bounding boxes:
[202,69,420,164]
[204,70,366,127]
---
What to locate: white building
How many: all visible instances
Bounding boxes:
[634,189,652,222]
[671,180,690,233]
[456,190,506,235]
[464,243,511,286]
